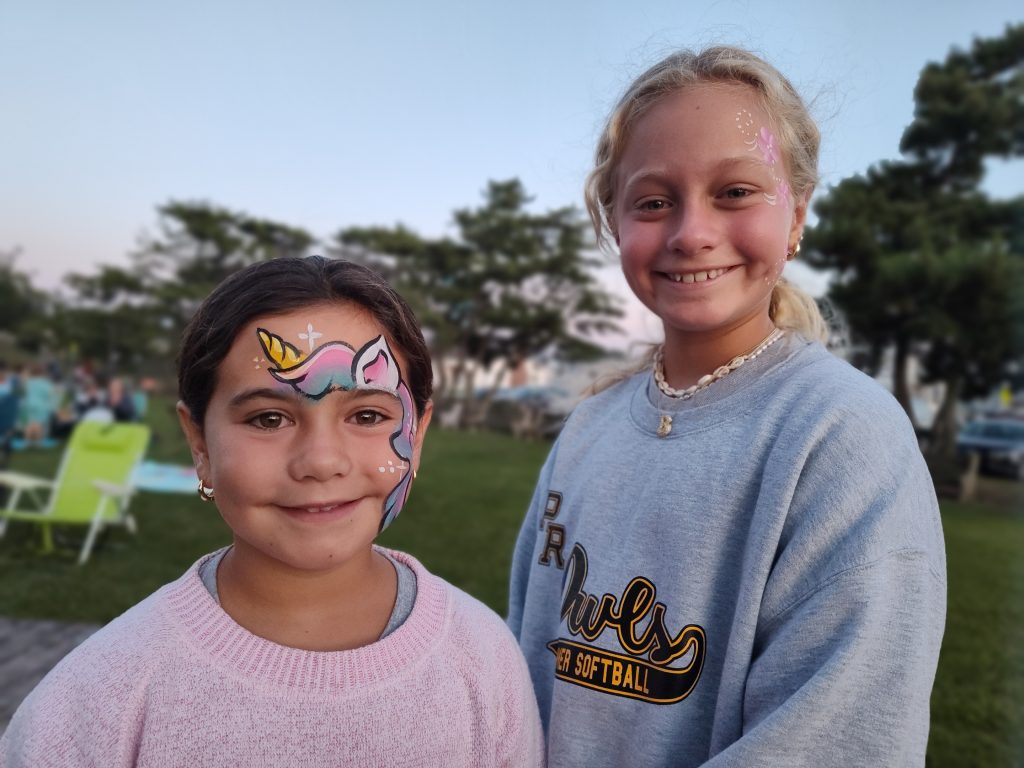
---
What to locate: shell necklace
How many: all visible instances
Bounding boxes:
[653,327,785,437]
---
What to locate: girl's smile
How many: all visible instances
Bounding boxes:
[277,499,362,523]
[613,83,806,363]
[660,266,736,284]
[179,302,431,576]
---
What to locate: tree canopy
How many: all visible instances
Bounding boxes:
[333,179,622,416]
[805,23,1024,454]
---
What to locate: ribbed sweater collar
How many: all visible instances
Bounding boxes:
[160,548,449,693]
[630,334,822,437]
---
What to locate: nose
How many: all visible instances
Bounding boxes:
[287,418,353,482]
[666,200,718,257]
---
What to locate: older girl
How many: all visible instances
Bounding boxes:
[508,47,945,767]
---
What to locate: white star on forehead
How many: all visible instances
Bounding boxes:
[298,323,323,351]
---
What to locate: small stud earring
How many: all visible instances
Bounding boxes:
[197,482,215,502]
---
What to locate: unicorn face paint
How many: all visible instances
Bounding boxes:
[187,304,427,577]
[257,324,418,530]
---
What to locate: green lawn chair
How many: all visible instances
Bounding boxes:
[0,421,151,564]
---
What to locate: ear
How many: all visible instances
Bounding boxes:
[176,401,211,483]
[787,190,812,257]
[410,400,434,474]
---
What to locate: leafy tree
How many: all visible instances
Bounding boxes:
[0,247,48,351]
[805,24,1024,456]
[332,179,622,420]
[52,265,162,374]
[134,201,314,340]
[56,202,315,377]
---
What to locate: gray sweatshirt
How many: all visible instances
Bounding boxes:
[508,335,946,767]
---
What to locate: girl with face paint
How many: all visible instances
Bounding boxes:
[2,257,543,768]
[508,47,946,767]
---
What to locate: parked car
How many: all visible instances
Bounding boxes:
[955,418,1024,480]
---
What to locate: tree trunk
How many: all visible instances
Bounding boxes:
[468,359,510,431]
[433,347,449,402]
[928,376,961,460]
[892,336,916,429]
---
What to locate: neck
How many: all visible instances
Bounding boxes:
[660,316,777,389]
[217,543,397,651]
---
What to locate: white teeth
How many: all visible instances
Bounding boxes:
[667,268,726,283]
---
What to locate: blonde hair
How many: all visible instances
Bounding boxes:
[585,46,828,345]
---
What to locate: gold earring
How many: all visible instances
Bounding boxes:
[413,470,419,480]
[197,482,215,502]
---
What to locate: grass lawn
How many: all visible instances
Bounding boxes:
[0,399,1021,765]
[0,399,549,620]
[926,494,1024,768]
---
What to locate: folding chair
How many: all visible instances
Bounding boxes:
[0,421,151,564]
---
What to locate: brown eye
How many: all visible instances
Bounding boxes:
[252,412,286,430]
[352,410,386,426]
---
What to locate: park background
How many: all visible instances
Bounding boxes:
[1,2,1022,766]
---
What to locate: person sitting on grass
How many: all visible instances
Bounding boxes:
[2,256,543,768]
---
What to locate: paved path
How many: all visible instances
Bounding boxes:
[0,617,99,734]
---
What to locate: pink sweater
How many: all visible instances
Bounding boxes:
[1,550,544,767]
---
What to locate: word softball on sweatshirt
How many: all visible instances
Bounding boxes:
[539,491,706,704]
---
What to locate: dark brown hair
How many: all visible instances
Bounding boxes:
[177,256,433,427]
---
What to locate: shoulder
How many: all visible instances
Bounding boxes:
[770,340,917,446]
[556,369,645,444]
[760,344,944,586]
[29,577,182,687]
[2,569,195,764]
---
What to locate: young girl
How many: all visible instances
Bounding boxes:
[3,256,543,767]
[508,47,946,766]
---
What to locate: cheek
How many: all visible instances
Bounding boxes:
[762,256,788,287]
[364,439,410,482]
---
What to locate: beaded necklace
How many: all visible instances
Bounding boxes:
[653,327,785,437]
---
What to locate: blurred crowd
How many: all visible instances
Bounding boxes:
[0,360,154,464]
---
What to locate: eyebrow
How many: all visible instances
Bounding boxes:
[227,387,298,409]
[622,156,769,189]
[226,385,399,409]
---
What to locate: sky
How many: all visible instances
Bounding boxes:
[1,0,1020,346]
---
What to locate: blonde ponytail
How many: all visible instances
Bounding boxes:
[770,277,828,343]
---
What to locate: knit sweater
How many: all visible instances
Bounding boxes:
[2,549,543,767]
[508,335,946,767]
